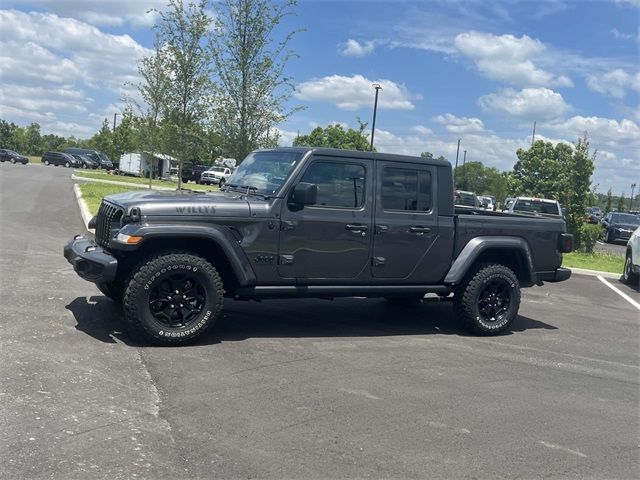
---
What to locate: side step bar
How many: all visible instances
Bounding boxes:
[234,285,451,300]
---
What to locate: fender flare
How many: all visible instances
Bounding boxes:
[116,223,257,286]
[444,236,534,285]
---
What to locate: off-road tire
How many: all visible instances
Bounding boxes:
[454,263,520,335]
[96,281,124,303]
[622,251,638,286]
[123,252,224,345]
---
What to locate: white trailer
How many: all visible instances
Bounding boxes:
[118,152,176,178]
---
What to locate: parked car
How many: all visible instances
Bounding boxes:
[623,227,640,285]
[71,154,99,169]
[478,195,495,211]
[200,166,233,186]
[502,197,515,211]
[454,190,480,208]
[181,163,210,184]
[507,197,562,217]
[64,147,572,346]
[42,151,81,168]
[0,148,29,164]
[601,212,640,243]
[63,147,114,170]
[585,206,603,224]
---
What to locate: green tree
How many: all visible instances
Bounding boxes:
[293,122,370,151]
[562,135,596,243]
[513,140,565,198]
[617,193,625,212]
[87,119,114,157]
[157,0,212,187]
[211,0,302,161]
[420,151,447,162]
[131,39,171,184]
[605,188,613,213]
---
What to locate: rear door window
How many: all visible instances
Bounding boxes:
[299,161,366,209]
[381,167,432,212]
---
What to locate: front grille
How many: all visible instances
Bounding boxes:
[95,201,123,248]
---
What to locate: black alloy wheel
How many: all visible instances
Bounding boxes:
[148,272,207,329]
[476,278,511,324]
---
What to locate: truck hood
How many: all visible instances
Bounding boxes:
[105,189,252,217]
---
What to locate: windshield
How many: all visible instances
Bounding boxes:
[97,152,111,163]
[455,192,477,207]
[225,151,303,195]
[611,213,640,226]
[513,199,560,215]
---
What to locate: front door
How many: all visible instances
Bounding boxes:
[371,161,446,283]
[278,157,373,280]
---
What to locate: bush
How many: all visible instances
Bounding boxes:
[578,223,602,253]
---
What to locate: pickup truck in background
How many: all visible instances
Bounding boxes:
[200,166,233,186]
[181,163,210,184]
[65,147,573,345]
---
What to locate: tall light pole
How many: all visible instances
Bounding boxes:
[631,183,637,211]
[370,83,382,151]
[113,112,119,132]
[461,149,467,190]
[453,138,461,187]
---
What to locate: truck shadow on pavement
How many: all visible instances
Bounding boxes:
[66,296,557,346]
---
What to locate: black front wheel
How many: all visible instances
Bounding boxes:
[123,252,224,345]
[454,264,520,335]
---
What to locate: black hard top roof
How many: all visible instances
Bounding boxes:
[256,147,451,167]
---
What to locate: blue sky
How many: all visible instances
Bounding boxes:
[1,0,638,195]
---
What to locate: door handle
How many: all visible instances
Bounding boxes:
[375,225,388,234]
[345,224,368,232]
[409,226,431,235]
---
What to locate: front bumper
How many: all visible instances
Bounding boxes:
[63,235,118,284]
[536,267,572,283]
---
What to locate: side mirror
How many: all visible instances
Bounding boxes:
[291,182,317,206]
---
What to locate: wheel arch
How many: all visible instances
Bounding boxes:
[445,236,535,286]
[116,224,257,294]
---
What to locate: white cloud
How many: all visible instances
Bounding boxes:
[586,69,640,98]
[546,116,640,147]
[478,87,569,120]
[0,10,151,137]
[338,39,376,57]
[432,113,485,133]
[411,125,433,135]
[610,28,638,41]
[295,74,418,110]
[4,1,164,27]
[454,31,573,88]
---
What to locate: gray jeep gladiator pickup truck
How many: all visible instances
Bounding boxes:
[64,147,572,345]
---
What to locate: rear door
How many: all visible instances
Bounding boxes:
[278,156,373,280]
[371,161,449,283]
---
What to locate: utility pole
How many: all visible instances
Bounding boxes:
[531,120,536,147]
[631,183,637,211]
[370,83,382,151]
[462,150,467,190]
[113,113,119,132]
[453,138,461,188]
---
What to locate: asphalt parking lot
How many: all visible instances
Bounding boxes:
[1,163,639,480]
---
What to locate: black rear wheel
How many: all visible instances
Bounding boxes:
[622,252,638,286]
[454,264,520,335]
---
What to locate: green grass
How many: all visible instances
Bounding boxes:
[562,252,625,274]
[29,155,41,164]
[74,170,216,192]
[79,182,145,215]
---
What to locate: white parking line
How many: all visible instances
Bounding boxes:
[597,276,640,311]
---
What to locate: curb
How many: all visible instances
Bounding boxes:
[73,183,95,234]
[72,173,175,191]
[568,267,620,279]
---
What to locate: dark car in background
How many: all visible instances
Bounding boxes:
[71,154,99,169]
[42,151,81,168]
[181,163,210,184]
[454,190,480,208]
[601,212,640,243]
[63,147,114,170]
[0,148,29,164]
[585,206,603,224]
